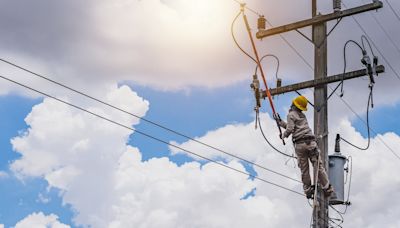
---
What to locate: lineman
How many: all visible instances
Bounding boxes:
[276,95,334,199]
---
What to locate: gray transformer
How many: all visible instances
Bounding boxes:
[329,153,346,205]
[328,134,347,205]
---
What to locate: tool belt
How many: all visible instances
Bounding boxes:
[293,135,316,145]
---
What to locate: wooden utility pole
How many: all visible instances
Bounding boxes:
[255,1,384,227]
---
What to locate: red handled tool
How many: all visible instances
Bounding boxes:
[241,6,285,145]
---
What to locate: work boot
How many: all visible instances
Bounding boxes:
[323,184,335,198]
[305,185,315,199]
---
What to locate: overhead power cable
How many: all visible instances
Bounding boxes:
[251,5,400,160]
[231,11,257,64]
[331,88,400,160]
[0,58,301,183]
[265,18,314,71]
[342,2,400,81]
[0,74,305,197]
[384,0,400,22]
[257,112,297,159]
[231,0,314,71]
[368,10,400,58]
[340,87,373,150]
[252,54,297,159]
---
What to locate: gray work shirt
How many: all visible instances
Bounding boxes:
[279,107,314,141]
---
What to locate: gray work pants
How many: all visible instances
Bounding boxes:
[295,140,329,193]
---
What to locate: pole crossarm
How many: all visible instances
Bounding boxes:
[263,65,384,97]
[256,1,383,39]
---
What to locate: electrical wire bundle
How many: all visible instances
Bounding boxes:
[337,35,377,151]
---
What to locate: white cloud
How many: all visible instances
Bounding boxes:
[10,85,311,227]
[173,113,400,227]
[14,212,69,228]
[9,79,400,227]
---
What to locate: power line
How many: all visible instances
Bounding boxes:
[232,0,399,160]
[231,0,314,70]
[0,57,300,184]
[231,11,257,64]
[257,7,400,160]
[342,2,400,81]
[384,0,400,22]
[332,89,400,160]
[367,6,400,59]
[265,19,314,71]
[340,87,373,150]
[0,74,305,197]
[257,112,297,159]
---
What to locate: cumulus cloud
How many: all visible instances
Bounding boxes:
[173,113,400,227]
[10,85,312,227]
[14,212,69,228]
[10,80,400,227]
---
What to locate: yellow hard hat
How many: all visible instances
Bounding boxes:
[293,95,308,111]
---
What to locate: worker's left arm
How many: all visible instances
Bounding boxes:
[283,113,295,138]
[278,119,287,129]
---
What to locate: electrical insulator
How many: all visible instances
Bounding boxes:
[251,75,261,108]
[276,78,282,88]
[333,0,341,12]
[257,15,266,30]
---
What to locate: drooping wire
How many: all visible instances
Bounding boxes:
[339,39,365,97]
[361,35,375,57]
[254,54,279,79]
[0,58,301,184]
[231,11,257,64]
[336,92,400,160]
[256,112,298,160]
[259,5,400,161]
[252,54,297,159]
[311,39,364,113]
[340,88,373,150]
[250,1,399,161]
[0,74,306,197]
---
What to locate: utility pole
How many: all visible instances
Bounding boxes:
[256,1,384,227]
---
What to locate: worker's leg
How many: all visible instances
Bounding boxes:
[295,143,313,194]
[308,141,332,194]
